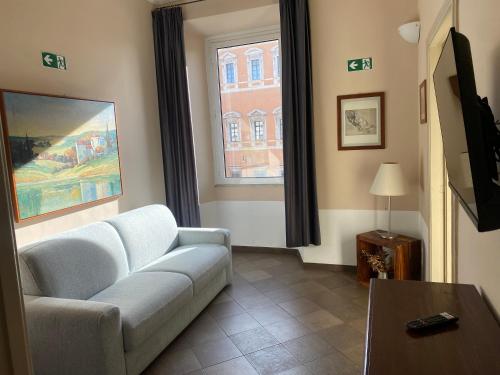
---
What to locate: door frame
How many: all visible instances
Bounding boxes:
[426,0,458,283]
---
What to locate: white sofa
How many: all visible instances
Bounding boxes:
[18,205,232,375]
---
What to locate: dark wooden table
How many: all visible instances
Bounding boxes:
[357,231,421,286]
[365,279,500,375]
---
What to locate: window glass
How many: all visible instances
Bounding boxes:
[226,63,235,83]
[251,59,261,80]
[254,120,265,141]
[216,39,282,180]
[229,122,240,142]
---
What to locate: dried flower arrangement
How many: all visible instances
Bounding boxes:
[361,249,388,273]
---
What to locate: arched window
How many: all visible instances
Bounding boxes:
[220,52,238,86]
[248,109,267,142]
[245,48,264,83]
[223,112,241,144]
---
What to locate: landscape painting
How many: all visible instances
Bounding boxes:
[0,91,122,221]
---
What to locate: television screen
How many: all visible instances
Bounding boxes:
[434,29,477,216]
[434,28,500,231]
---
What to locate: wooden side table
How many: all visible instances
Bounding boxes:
[356,231,421,286]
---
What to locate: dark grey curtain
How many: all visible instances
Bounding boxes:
[152,7,201,227]
[280,0,321,247]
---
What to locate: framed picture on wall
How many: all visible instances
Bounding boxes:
[337,92,385,150]
[0,90,123,222]
[419,80,427,124]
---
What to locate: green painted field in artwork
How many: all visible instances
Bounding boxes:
[3,92,122,220]
[15,155,122,220]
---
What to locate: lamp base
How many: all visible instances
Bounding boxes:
[376,230,398,240]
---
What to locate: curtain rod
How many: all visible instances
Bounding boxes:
[154,0,206,10]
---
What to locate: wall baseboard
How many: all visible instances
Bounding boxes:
[298,258,357,273]
[203,201,421,267]
[232,245,357,272]
[232,245,296,255]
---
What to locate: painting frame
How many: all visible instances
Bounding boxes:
[419,80,427,124]
[0,89,123,223]
[337,92,385,150]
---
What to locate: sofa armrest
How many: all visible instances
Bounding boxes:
[178,228,232,283]
[177,227,231,250]
[24,295,126,375]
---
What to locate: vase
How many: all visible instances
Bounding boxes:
[378,271,388,279]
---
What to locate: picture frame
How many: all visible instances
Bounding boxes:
[419,80,427,124]
[337,92,385,150]
[0,89,123,222]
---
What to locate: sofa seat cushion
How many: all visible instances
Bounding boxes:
[139,244,229,295]
[89,272,192,352]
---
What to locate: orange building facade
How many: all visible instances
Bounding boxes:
[217,40,283,178]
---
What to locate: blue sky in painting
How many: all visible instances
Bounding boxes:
[3,92,116,137]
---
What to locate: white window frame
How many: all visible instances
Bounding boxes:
[206,26,282,185]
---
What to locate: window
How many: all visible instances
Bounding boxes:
[271,45,281,82]
[254,120,265,141]
[245,47,264,84]
[223,112,241,146]
[220,52,238,88]
[207,28,282,184]
[226,63,235,83]
[228,122,240,142]
[273,107,283,140]
[251,59,261,80]
[248,109,267,143]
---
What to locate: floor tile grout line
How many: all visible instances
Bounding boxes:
[144,252,366,374]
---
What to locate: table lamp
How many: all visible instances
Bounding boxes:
[370,162,407,239]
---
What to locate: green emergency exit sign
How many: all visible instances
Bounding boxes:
[41,52,67,70]
[347,57,372,72]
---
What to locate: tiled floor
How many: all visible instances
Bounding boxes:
[142,251,368,375]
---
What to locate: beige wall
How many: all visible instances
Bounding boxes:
[418,0,500,316]
[187,0,419,210]
[310,0,419,211]
[0,0,165,247]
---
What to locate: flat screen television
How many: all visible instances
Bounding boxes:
[434,27,500,232]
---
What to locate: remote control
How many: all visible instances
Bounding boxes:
[406,312,459,331]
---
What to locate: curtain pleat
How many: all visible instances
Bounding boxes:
[280,0,321,247]
[152,7,201,227]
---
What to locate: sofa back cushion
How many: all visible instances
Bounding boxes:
[105,205,178,272]
[18,222,129,300]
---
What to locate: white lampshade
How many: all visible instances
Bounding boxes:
[370,162,407,197]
